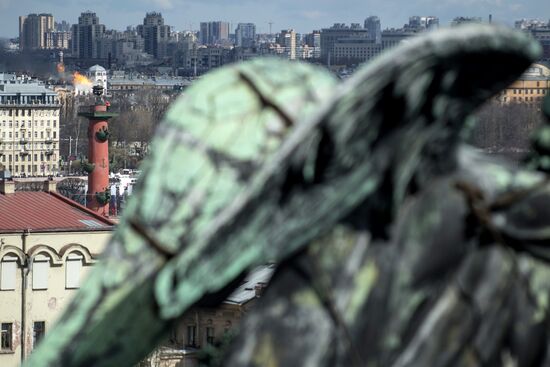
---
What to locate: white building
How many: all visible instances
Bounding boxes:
[87,65,108,93]
[0,74,60,176]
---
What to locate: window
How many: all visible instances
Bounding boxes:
[65,253,83,289]
[186,325,196,347]
[1,323,12,351]
[224,320,232,333]
[1,256,17,291]
[206,327,215,345]
[33,321,45,348]
[32,255,49,290]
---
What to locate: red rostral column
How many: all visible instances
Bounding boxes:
[78,85,117,216]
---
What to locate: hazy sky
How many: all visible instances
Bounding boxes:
[1,0,548,37]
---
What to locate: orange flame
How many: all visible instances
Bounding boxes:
[73,72,92,86]
[57,63,65,74]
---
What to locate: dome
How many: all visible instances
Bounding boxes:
[88,64,106,73]
[523,63,550,78]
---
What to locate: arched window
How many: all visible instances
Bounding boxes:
[32,254,50,290]
[0,256,18,291]
[65,252,83,289]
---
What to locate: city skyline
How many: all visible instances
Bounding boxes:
[0,0,549,37]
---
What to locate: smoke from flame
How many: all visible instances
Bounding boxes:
[73,72,92,86]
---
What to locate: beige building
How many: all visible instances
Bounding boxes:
[0,179,114,366]
[0,74,60,176]
[498,63,550,103]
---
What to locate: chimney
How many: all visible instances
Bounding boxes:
[0,179,15,195]
[43,178,57,193]
[254,282,267,298]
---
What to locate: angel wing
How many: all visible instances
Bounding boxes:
[26,24,539,367]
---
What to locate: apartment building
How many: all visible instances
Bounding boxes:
[0,74,60,176]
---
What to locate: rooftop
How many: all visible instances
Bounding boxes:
[0,190,115,233]
[225,264,275,305]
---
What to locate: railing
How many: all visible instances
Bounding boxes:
[45,149,54,156]
[45,139,53,145]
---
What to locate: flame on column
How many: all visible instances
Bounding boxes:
[56,63,65,74]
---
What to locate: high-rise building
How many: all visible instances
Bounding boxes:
[304,31,321,59]
[71,12,106,59]
[277,29,297,60]
[406,16,439,31]
[0,74,60,176]
[137,12,171,59]
[364,16,381,44]
[199,21,230,45]
[235,23,256,47]
[19,14,54,50]
[54,20,71,32]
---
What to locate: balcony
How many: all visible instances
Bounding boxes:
[20,138,28,145]
[45,149,54,156]
[20,150,29,156]
[45,138,53,145]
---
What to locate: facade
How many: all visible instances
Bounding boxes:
[0,74,60,176]
[497,63,550,103]
[142,265,274,367]
[19,14,54,51]
[109,76,190,94]
[199,21,230,45]
[137,12,171,59]
[333,39,383,65]
[87,65,108,94]
[320,23,369,63]
[235,23,256,47]
[71,12,106,59]
[381,30,415,49]
[364,16,381,44]
[44,31,70,50]
[0,179,114,367]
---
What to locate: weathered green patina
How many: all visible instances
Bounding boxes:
[25,24,550,367]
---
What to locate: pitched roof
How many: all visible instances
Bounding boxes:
[0,191,115,233]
